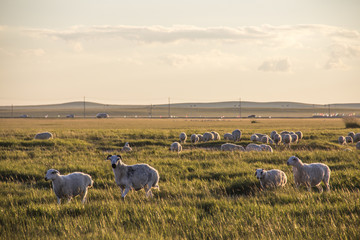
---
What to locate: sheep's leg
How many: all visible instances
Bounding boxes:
[316,185,323,193]
[145,185,153,197]
[121,187,130,200]
[81,189,88,204]
[324,181,330,192]
[57,198,61,204]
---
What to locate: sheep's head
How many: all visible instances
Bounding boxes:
[255,169,265,180]
[107,154,122,168]
[287,156,299,166]
[45,169,59,181]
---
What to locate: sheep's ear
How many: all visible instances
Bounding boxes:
[106,155,112,160]
[117,154,122,160]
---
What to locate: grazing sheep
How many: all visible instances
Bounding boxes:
[246,143,262,152]
[348,132,355,140]
[280,131,290,135]
[345,136,353,144]
[179,132,187,144]
[255,169,287,189]
[203,132,214,142]
[260,144,273,152]
[250,134,260,142]
[261,135,270,144]
[190,134,199,144]
[121,142,132,152]
[282,134,292,146]
[354,133,360,142]
[291,134,299,144]
[232,129,242,142]
[197,134,204,142]
[270,131,278,140]
[268,138,274,145]
[34,132,53,140]
[338,136,346,145]
[295,131,303,141]
[211,131,221,140]
[287,156,330,193]
[170,142,182,153]
[274,134,282,145]
[106,155,159,200]
[45,169,93,204]
[356,141,360,150]
[223,133,234,141]
[221,143,245,152]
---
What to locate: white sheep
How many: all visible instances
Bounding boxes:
[246,143,262,152]
[270,130,278,140]
[354,133,360,142]
[282,134,292,146]
[170,142,182,153]
[255,169,287,189]
[295,131,303,141]
[345,136,353,144]
[261,135,270,144]
[190,134,199,144]
[273,133,282,145]
[106,155,159,200]
[45,169,93,204]
[211,131,221,140]
[260,144,273,152]
[291,134,298,144]
[348,132,355,140]
[179,132,187,144]
[223,133,234,141]
[34,132,53,140]
[203,132,214,142]
[356,141,360,150]
[250,134,260,142]
[121,142,133,152]
[232,129,242,142]
[338,136,346,145]
[287,156,330,193]
[197,134,204,142]
[221,143,245,152]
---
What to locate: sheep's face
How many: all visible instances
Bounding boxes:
[45,169,59,181]
[287,156,299,166]
[107,155,122,168]
[255,169,264,180]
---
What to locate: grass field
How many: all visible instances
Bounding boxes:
[0,118,359,239]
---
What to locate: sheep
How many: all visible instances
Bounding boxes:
[354,133,360,142]
[260,144,273,152]
[270,131,278,140]
[255,169,287,189]
[45,169,93,204]
[273,133,282,145]
[203,132,214,142]
[348,132,355,140]
[190,134,199,144]
[291,134,299,144]
[261,135,270,144]
[179,132,187,144]
[295,131,303,141]
[338,136,346,145]
[250,134,260,142]
[211,131,221,140]
[121,142,132,152]
[232,129,242,142]
[287,156,330,193]
[170,142,182,153]
[282,134,292,146]
[345,136,353,144]
[197,134,204,142]
[356,141,360,150]
[246,143,262,152]
[106,154,159,200]
[34,132,53,140]
[221,143,245,152]
[223,133,234,141]
[280,131,290,135]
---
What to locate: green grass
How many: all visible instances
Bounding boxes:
[0,119,359,239]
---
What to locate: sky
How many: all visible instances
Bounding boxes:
[0,0,360,106]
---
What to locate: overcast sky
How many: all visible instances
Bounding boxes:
[1,0,359,105]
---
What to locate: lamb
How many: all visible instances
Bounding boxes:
[190,134,199,144]
[121,142,132,152]
[345,136,353,144]
[287,156,330,193]
[211,131,221,140]
[354,133,360,142]
[170,142,182,153]
[221,143,245,152]
[223,133,234,141]
[34,132,53,140]
[179,132,187,144]
[106,155,159,200]
[203,132,214,142]
[232,129,242,142]
[255,169,287,189]
[273,134,282,145]
[338,136,346,145]
[45,169,93,204]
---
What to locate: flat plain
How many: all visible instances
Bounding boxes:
[0,118,359,239]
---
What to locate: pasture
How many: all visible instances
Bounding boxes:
[0,118,359,239]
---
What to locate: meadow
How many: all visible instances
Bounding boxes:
[0,118,359,239]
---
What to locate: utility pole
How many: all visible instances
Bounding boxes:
[83,96,86,118]
[150,104,153,118]
[168,97,170,118]
[11,104,13,118]
[328,104,331,117]
[239,98,242,118]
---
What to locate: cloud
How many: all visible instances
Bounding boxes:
[258,58,291,72]
[324,43,360,70]
[22,48,45,57]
